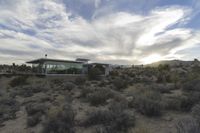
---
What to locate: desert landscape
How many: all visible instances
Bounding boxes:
[1,0,200,133]
[0,59,200,133]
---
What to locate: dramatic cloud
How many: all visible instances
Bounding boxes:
[0,0,200,65]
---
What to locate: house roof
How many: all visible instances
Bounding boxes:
[26,58,84,64]
[76,58,90,62]
[90,63,110,66]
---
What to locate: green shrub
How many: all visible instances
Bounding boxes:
[9,76,29,87]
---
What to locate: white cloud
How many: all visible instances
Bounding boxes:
[0,0,200,65]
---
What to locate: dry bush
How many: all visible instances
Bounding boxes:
[86,88,114,106]
[132,89,162,117]
[80,86,94,98]
[108,94,129,112]
[192,104,200,123]
[12,84,46,98]
[62,82,76,91]
[163,95,196,112]
[25,103,46,116]
[88,67,102,80]
[75,76,87,85]
[150,83,174,94]
[25,103,46,127]
[163,97,181,111]
[27,112,43,127]
[182,79,200,92]
[42,104,75,133]
[51,78,64,86]
[112,77,128,90]
[9,76,29,87]
[0,95,20,124]
[176,116,200,133]
[132,126,151,133]
[84,109,135,133]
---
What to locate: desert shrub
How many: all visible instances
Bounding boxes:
[179,96,196,112]
[98,80,108,87]
[151,84,173,94]
[133,126,151,133]
[13,84,46,97]
[42,104,75,133]
[163,97,181,111]
[94,126,111,133]
[109,70,119,77]
[132,89,162,117]
[0,96,20,124]
[25,103,46,116]
[192,104,200,123]
[112,77,128,90]
[163,95,197,112]
[176,116,200,133]
[156,74,167,83]
[182,79,200,92]
[75,76,87,85]
[80,87,94,98]
[9,76,29,87]
[87,88,114,106]
[88,67,102,80]
[62,82,76,91]
[51,78,64,86]
[84,109,135,132]
[108,95,129,112]
[27,112,42,127]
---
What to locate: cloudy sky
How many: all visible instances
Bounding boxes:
[0,0,200,65]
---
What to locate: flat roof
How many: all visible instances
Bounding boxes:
[26,58,84,64]
[76,58,90,62]
[90,63,110,66]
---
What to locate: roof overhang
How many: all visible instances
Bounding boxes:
[26,58,84,64]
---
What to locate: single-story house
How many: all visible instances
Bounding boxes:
[26,58,111,76]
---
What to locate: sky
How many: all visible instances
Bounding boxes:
[0,0,200,65]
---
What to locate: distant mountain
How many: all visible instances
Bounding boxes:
[147,59,200,67]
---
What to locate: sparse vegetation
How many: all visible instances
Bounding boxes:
[176,116,200,133]
[0,95,20,125]
[84,109,135,133]
[88,67,102,80]
[86,88,114,106]
[1,59,200,133]
[132,89,162,117]
[42,104,75,133]
[9,76,29,87]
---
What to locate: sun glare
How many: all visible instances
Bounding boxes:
[141,54,163,64]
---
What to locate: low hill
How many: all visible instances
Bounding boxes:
[147,59,200,67]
